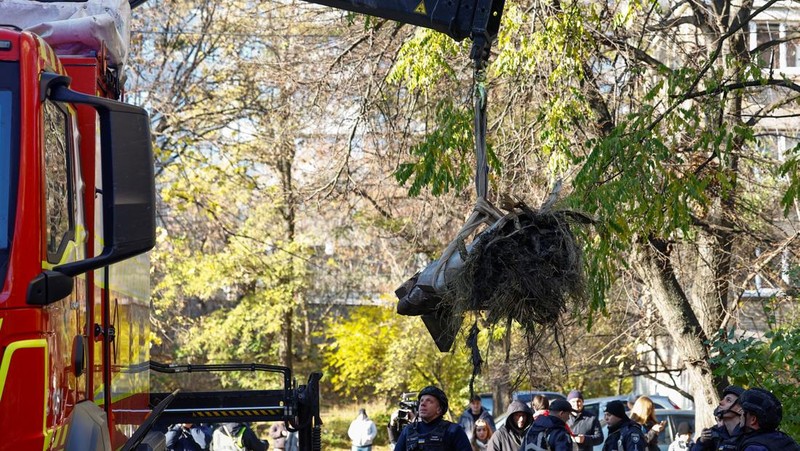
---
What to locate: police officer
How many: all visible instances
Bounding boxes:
[691,385,744,451]
[395,386,472,451]
[737,388,800,451]
[602,401,646,451]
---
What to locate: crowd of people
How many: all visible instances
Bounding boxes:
[164,421,297,451]
[383,386,799,451]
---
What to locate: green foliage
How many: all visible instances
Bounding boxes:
[393,100,500,196]
[708,318,800,439]
[493,1,594,83]
[322,305,478,406]
[779,142,800,215]
[387,29,464,93]
[321,416,351,449]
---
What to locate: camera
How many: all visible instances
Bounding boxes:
[388,393,418,444]
[398,400,419,420]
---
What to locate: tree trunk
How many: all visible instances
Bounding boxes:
[632,237,721,430]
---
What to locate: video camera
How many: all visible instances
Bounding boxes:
[397,400,419,420]
[388,393,418,443]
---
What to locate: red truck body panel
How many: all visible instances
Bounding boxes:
[0,28,149,449]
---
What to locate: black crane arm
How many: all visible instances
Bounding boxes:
[303,0,505,60]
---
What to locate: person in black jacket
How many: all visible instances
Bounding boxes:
[737,388,800,451]
[691,385,744,451]
[602,401,646,451]
[459,395,496,441]
[566,390,603,451]
[520,399,575,451]
[394,386,472,451]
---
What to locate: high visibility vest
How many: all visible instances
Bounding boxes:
[211,425,246,451]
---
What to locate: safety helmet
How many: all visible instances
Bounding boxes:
[740,388,782,431]
[722,385,744,400]
[418,386,449,417]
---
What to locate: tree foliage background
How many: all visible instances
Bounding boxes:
[130,0,799,430]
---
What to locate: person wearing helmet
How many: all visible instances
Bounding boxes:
[737,388,800,451]
[395,386,472,451]
[691,385,744,451]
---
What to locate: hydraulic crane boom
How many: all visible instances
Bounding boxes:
[305,0,505,59]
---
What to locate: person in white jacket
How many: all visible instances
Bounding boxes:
[348,408,378,451]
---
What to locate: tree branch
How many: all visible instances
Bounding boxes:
[681,78,800,100]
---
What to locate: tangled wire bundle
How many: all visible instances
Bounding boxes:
[448,201,590,328]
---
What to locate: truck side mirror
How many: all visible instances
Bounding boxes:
[44,74,156,277]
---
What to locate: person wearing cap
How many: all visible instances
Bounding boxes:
[395,386,472,451]
[459,394,496,441]
[602,400,646,451]
[737,388,800,451]
[520,399,576,451]
[691,385,744,451]
[349,408,378,451]
[566,390,603,451]
[668,422,694,451]
[487,400,533,451]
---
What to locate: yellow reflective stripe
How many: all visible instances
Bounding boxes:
[0,339,49,447]
[41,235,82,270]
[33,34,65,74]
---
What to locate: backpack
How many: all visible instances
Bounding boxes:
[211,425,246,451]
[522,428,551,451]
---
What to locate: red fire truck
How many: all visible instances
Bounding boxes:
[0,3,325,449]
[0,0,501,449]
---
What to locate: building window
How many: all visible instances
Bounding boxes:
[43,100,74,263]
[750,22,800,70]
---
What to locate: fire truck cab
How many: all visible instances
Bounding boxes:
[0,1,155,448]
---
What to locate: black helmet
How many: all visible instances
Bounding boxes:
[418,386,449,417]
[740,388,782,431]
[722,385,744,400]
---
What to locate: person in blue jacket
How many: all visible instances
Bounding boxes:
[520,399,575,451]
[737,388,800,451]
[166,423,212,451]
[692,385,744,451]
[395,386,472,451]
[602,401,646,451]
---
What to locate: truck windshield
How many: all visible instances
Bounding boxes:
[1,90,11,252]
[0,61,19,290]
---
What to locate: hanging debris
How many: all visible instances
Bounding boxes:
[395,194,591,351]
[394,55,591,353]
[452,199,591,326]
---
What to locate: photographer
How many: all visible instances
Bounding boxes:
[389,400,418,449]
